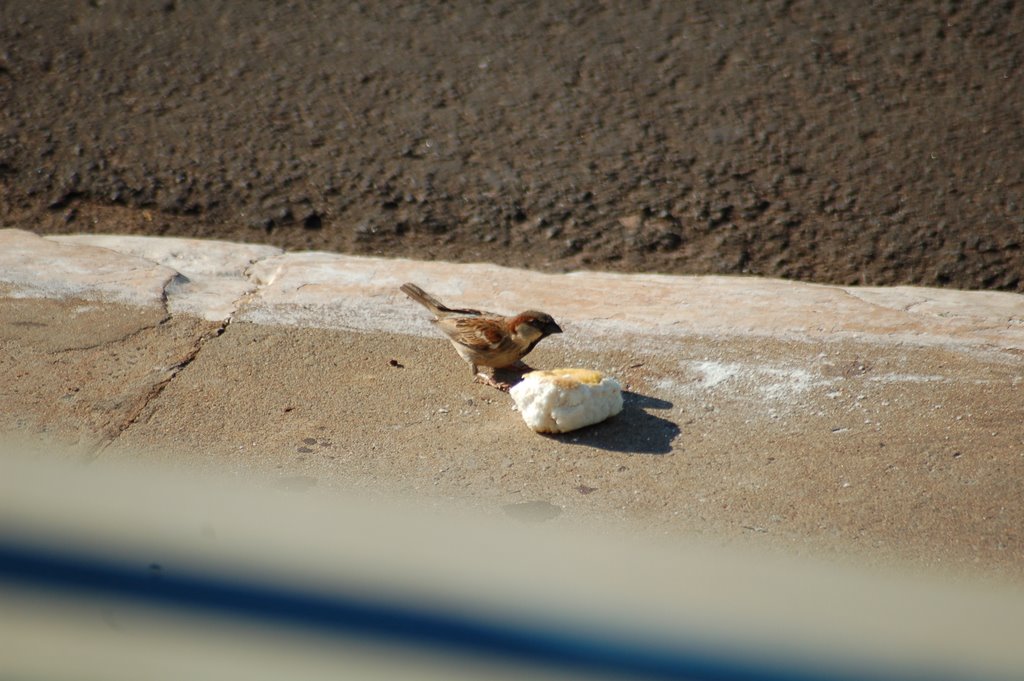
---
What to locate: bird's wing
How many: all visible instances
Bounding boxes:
[437,316,511,351]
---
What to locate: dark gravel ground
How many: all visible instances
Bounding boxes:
[2,0,1022,291]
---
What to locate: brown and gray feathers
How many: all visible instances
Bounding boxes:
[400,282,562,371]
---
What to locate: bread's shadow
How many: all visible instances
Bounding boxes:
[545,391,679,455]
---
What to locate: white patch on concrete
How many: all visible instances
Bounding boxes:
[757,366,819,401]
[657,357,969,416]
[656,361,830,411]
[866,373,948,384]
[691,360,742,389]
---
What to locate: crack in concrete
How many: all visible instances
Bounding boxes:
[53,314,173,354]
[50,271,179,354]
[224,264,268,329]
[94,252,277,454]
[838,287,930,316]
[902,299,932,314]
[95,319,228,456]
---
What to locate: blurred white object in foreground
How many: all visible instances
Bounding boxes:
[510,369,624,433]
[2,447,1023,681]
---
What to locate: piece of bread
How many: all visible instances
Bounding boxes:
[509,368,623,433]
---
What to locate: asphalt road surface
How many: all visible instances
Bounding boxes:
[2,1,1022,290]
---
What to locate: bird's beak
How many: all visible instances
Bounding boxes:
[548,321,563,335]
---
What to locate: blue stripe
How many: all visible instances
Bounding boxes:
[0,539,937,681]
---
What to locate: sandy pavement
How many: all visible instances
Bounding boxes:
[2,229,1022,581]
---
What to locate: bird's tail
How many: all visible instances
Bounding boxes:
[400,283,450,315]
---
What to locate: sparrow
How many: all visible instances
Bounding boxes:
[400,282,563,390]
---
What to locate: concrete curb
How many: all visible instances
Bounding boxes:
[2,229,1021,352]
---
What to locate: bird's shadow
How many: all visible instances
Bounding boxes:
[543,390,680,455]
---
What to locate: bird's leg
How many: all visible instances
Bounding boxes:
[471,364,513,392]
[475,374,513,392]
